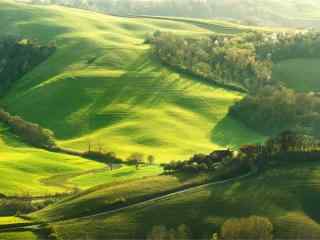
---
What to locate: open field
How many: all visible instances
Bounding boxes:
[0,124,162,196]
[1,2,320,239]
[0,0,265,163]
[32,172,210,222]
[49,161,320,239]
[0,125,104,196]
[0,232,38,240]
[0,217,30,225]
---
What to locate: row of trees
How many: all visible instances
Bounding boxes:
[163,131,320,175]
[149,30,320,92]
[162,150,233,173]
[83,142,156,170]
[0,109,56,149]
[230,86,320,138]
[0,37,56,95]
[146,216,273,240]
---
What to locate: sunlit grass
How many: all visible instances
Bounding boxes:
[0,0,265,163]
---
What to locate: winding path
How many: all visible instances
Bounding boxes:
[0,171,254,233]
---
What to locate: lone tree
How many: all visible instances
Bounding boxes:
[105,152,121,171]
[127,153,144,170]
[147,155,155,165]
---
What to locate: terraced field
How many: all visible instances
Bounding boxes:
[48,161,320,239]
[0,0,265,164]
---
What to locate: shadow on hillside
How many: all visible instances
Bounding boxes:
[0,128,27,148]
[210,115,266,149]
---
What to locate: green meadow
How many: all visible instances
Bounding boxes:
[0,0,265,164]
[50,161,320,239]
[0,1,320,240]
[0,124,103,196]
[0,232,38,240]
[0,124,162,196]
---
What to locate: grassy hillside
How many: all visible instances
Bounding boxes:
[0,124,103,196]
[49,161,320,239]
[272,58,320,92]
[0,123,164,196]
[0,232,37,240]
[0,0,265,162]
[32,172,210,221]
[41,0,320,28]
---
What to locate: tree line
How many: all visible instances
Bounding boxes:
[162,131,320,175]
[83,145,156,170]
[0,37,56,95]
[230,86,320,138]
[0,109,56,149]
[0,106,156,170]
[149,30,320,92]
[146,216,273,240]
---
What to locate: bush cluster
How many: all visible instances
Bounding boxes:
[0,37,56,94]
[0,109,56,149]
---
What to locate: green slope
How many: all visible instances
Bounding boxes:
[31,172,209,221]
[272,58,320,92]
[39,0,320,28]
[0,123,163,196]
[0,124,103,196]
[50,161,320,239]
[0,0,265,162]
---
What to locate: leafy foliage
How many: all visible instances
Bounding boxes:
[150,31,320,92]
[163,131,320,176]
[221,216,273,240]
[0,109,56,149]
[0,37,55,95]
[230,86,320,137]
[147,224,191,240]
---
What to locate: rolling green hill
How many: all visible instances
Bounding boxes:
[39,0,320,28]
[0,124,103,196]
[1,2,320,240]
[46,161,320,239]
[0,122,164,196]
[0,0,265,163]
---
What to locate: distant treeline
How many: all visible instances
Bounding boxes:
[162,131,320,175]
[0,37,56,94]
[149,30,320,92]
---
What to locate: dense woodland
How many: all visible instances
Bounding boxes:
[0,37,55,94]
[230,86,320,137]
[150,30,320,137]
[150,30,320,92]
